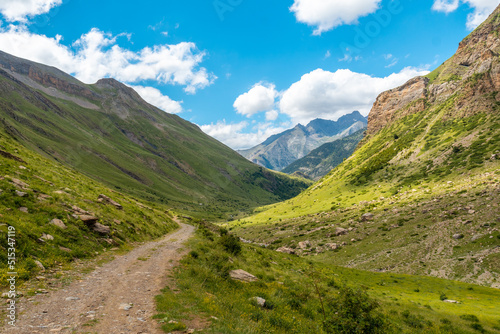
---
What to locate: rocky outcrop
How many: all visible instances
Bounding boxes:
[367,77,428,136]
[367,4,500,136]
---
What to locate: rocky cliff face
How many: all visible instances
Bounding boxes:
[367,5,500,136]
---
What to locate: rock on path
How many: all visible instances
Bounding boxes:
[4,223,194,334]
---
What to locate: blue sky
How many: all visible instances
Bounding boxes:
[0,0,498,149]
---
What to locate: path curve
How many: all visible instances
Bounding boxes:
[9,222,194,333]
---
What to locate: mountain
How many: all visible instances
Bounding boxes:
[0,50,310,218]
[282,129,365,180]
[238,111,367,171]
[232,5,500,287]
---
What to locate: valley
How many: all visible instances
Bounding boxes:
[0,2,499,334]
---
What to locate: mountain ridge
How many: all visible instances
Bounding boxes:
[238,111,367,171]
[0,50,310,218]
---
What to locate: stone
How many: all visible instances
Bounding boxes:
[40,234,54,241]
[113,219,122,225]
[468,210,476,214]
[335,227,348,236]
[50,219,67,229]
[443,299,460,304]
[98,194,123,210]
[249,296,266,308]
[65,297,80,301]
[38,194,52,200]
[298,240,311,249]
[79,215,99,223]
[59,246,72,252]
[15,190,27,197]
[186,329,195,334]
[471,234,484,242]
[10,178,29,189]
[361,213,375,222]
[325,243,339,250]
[19,165,27,170]
[453,233,464,240]
[34,260,45,271]
[119,303,133,311]
[92,223,111,235]
[18,207,28,213]
[229,269,258,283]
[276,247,295,254]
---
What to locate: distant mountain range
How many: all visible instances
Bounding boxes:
[282,129,365,180]
[238,111,367,171]
[0,50,310,217]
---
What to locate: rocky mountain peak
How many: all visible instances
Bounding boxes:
[366,4,500,137]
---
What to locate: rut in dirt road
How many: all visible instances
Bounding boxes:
[7,223,195,334]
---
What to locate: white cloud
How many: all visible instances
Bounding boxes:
[131,86,182,114]
[290,0,382,35]
[233,83,277,117]
[280,67,429,125]
[432,0,499,29]
[0,25,215,93]
[200,120,289,150]
[432,0,460,13]
[0,0,62,22]
[265,110,279,121]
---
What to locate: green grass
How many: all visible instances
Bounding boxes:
[0,128,178,286]
[155,223,500,333]
[0,68,309,220]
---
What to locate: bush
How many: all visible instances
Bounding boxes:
[323,286,389,334]
[219,234,242,255]
[460,314,479,322]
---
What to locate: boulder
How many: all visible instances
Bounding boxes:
[249,297,266,308]
[15,190,27,197]
[92,223,111,235]
[335,227,348,236]
[229,269,258,283]
[361,213,375,222]
[325,243,339,250]
[18,207,29,213]
[298,240,311,249]
[50,219,67,229]
[98,194,123,210]
[276,247,295,254]
[34,260,45,271]
[453,233,464,240]
[79,215,99,223]
[40,234,54,241]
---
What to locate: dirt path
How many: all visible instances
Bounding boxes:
[7,223,194,334]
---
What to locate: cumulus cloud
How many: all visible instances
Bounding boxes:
[233,83,277,117]
[0,25,215,93]
[265,110,279,121]
[131,86,182,114]
[200,120,289,150]
[290,0,382,35]
[432,0,499,29]
[0,0,62,22]
[280,67,429,125]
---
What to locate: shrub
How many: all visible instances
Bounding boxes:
[469,323,486,333]
[219,234,242,255]
[439,292,448,301]
[460,314,479,322]
[323,286,389,334]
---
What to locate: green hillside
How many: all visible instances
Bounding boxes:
[0,126,178,285]
[229,5,500,287]
[0,52,309,219]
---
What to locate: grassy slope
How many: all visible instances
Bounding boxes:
[155,224,500,333]
[229,103,500,286]
[0,67,309,219]
[0,128,178,285]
